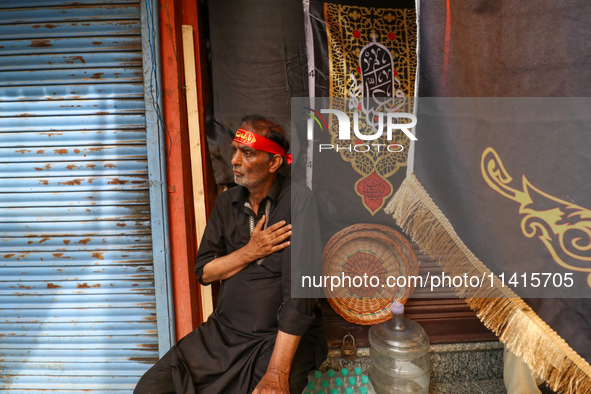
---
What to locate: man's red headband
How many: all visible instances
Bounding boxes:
[234,128,292,165]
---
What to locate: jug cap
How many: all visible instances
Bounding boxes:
[391,301,404,314]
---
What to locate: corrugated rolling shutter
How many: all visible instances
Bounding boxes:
[0,1,165,391]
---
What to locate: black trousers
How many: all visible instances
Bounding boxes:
[134,332,318,394]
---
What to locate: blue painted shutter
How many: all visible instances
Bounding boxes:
[0,1,162,391]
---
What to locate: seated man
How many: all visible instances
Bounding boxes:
[135,115,326,394]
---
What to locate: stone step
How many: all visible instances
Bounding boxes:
[320,341,507,393]
[431,379,506,394]
[319,342,558,393]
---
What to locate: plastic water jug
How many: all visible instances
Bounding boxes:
[368,302,430,393]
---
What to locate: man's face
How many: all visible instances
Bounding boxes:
[231,141,271,189]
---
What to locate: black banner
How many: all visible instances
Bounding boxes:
[305,0,416,244]
[385,2,591,392]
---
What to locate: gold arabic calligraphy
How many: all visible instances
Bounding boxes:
[481,147,591,288]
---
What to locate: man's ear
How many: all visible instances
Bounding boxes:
[268,154,283,173]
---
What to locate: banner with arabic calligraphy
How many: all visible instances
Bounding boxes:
[396,3,591,393]
[385,98,591,393]
[306,0,416,236]
[402,99,591,299]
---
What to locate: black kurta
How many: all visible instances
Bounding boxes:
[195,176,320,337]
[135,176,326,394]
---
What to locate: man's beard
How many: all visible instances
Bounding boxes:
[233,157,271,189]
[234,172,262,189]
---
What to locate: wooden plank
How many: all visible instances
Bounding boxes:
[182,24,213,322]
[322,298,498,347]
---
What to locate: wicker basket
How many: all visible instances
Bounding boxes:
[322,224,419,325]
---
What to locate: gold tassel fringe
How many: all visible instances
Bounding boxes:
[384,173,591,394]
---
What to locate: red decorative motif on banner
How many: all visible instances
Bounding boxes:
[355,171,393,214]
[353,30,361,38]
[388,32,395,40]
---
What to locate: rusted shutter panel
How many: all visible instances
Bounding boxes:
[0,1,160,391]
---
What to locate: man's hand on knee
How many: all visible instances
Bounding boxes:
[253,331,300,394]
[252,368,290,394]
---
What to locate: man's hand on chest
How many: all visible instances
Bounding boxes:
[243,215,292,262]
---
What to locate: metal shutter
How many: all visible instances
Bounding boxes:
[0,1,171,391]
